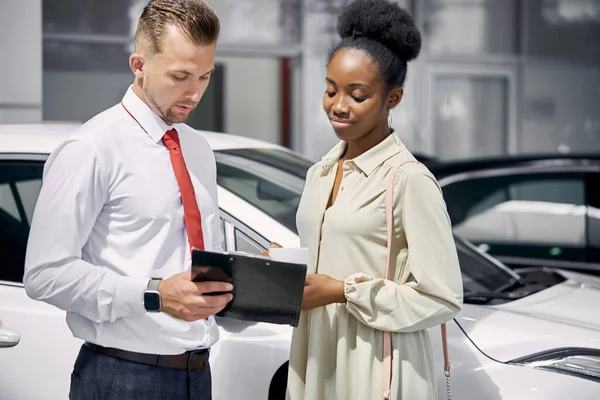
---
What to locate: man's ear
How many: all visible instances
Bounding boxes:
[387,87,404,110]
[129,53,145,79]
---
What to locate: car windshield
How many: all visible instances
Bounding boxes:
[214,148,518,292]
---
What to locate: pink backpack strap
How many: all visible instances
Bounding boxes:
[383,160,450,399]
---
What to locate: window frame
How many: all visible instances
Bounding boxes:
[220,210,269,253]
[424,61,519,157]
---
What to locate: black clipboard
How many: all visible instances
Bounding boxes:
[191,249,307,327]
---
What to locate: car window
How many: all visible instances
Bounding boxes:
[219,211,269,255]
[455,234,518,293]
[235,229,265,254]
[214,149,309,233]
[443,173,587,262]
[0,184,21,222]
[0,161,45,283]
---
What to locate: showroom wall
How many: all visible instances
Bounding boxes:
[0,0,42,124]
[1,0,599,161]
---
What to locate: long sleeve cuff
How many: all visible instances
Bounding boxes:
[344,273,384,317]
[111,276,149,322]
[343,272,461,332]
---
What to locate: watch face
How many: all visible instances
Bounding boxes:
[144,292,161,312]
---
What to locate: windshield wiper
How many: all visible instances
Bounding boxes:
[464,279,548,304]
[463,291,527,304]
[464,291,524,301]
[493,277,526,293]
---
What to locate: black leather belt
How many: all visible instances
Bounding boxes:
[84,342,209,371]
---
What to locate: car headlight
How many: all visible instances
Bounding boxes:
[511,348,600,383]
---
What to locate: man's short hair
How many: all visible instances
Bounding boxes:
[134,0,220,54]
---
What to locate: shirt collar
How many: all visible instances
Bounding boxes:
[121,86,173,143]
[321,132,406,176]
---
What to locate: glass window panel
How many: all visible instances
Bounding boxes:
[43,41,131,72]
[433,74,508,160]
[0,161,45,284]
[455,236,516,293]
[44,0,302,45]
[525,0,600,64]
[205,0,301,45]
[520,60,600,154]
[234,229,266,254]
[444,174,587,262]
[42,40,225,132]
[0,184,20,223]
[422,0,518,55]
[43,0,136,35]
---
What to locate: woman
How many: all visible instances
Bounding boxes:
[286,1,463,399]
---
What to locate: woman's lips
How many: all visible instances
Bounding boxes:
[329,118,353,129]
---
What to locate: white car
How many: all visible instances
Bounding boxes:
[1,124,599,400]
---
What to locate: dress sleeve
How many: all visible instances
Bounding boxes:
[344,168,463,332]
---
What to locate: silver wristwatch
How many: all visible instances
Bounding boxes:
[143,278,162,312]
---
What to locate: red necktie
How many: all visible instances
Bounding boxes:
[162,129,205,251]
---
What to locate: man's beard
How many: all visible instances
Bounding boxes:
[145,89,192,125]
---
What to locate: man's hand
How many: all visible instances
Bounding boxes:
[302,274,346,311]
[158,271,233,322]
[258,242,282,257]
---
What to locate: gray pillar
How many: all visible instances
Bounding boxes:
[0,0,42,123]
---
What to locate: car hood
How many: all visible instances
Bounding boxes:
[457,271,600,362]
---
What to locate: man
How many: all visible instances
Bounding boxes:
[23,1,231,398]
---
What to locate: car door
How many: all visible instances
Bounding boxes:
[439,166,599,274]
[0,156,81,400]
[210,208,292,400]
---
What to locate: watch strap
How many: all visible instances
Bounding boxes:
[147,278,162,291]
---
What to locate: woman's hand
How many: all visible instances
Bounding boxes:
[302,274,346,310]
[258,242,282,257]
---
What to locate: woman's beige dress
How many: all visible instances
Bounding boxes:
[286,133,463,400]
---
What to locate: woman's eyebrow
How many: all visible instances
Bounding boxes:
[325,78,371,90]
[348,83,371,89]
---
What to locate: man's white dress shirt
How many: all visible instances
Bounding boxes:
[24,87,224,355]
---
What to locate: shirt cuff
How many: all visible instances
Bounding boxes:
[112,276,149,322]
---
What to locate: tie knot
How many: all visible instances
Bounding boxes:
[162,129,180,150]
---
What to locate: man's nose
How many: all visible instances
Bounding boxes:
[187,82,203,102]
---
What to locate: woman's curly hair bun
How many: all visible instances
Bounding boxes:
[337,0,421,62]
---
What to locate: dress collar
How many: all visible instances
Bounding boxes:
[320,132,406,176]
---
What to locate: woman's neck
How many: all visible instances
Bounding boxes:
[342,125,392,160]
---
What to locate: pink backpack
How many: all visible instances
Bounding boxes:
[383,161,451,400]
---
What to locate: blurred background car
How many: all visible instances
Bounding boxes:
[428,155,600,276]
[1,124,600,400]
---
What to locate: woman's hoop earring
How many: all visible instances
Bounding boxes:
[388,114,393,130]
